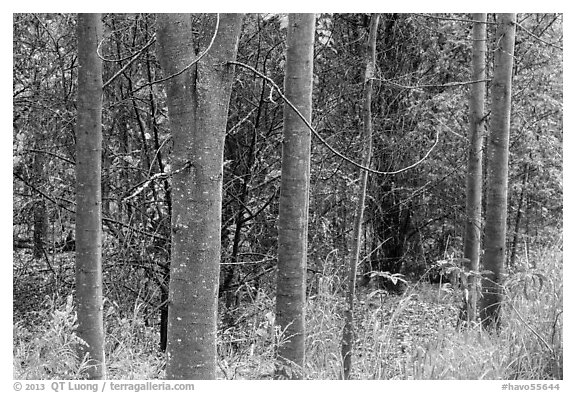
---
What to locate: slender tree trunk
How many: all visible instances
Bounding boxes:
[509,163,529,269]
[32,135,47,259]
[481,13,516,330]
[463,13,487,324]
[341,13,379,380]
[75,12,106,380]
[157,13,242,380]
[275,13,315,380]
[159,267,169,352]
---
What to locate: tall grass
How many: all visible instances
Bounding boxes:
[405,242,563,380]
[13,243,562,380]
[13,296,165,379]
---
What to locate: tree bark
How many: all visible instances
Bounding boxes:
[275,13,315,380]
[509,163,529,269]
[481,13,516,330]
[341,13,380,380]
[32,139,47,259]
[75,12,106,380]
[463,13,487,324]
[157,13,243,380]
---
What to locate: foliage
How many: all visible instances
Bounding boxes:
[13,13,562,380]
[14,242,562,379]
[13,296,90,379]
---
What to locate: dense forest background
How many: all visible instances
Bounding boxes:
[13,13,562,380]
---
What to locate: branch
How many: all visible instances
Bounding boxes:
[514,21,563,51]
[220,257,276,266]
[103,35,157,89]
[227,107,258,135]
[13,171,75,214]
[374,77,491,91]
[130,13,220,95]
[18,149,76,165]
[414,13,496,25]
[229,60,440,176]
[148,134,172,177]
[123,161,192,202]
[102,216,169,242]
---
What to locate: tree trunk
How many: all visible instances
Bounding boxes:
[462,13,487,324]
[32,139,47,259]
[75,12,106,380]
[159,267,169,352]
[275,13,315,380]
[481,13,516,330]
[341,13,380,380]
[157,13,243,380]
[509,163,529,269]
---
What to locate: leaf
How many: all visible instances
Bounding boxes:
[367,289,387,300]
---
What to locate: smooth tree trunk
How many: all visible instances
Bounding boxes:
[157,13,242,380]
[275,13,315,380]
[481,13,516,329]
[341,13,379,380]
[462,13,487,324]
[75,13,106,380]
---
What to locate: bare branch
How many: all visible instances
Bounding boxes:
[229,60,440,176]
[227,107,258,135]
[414,13,496,25]
[123,161,192,202]
[103,35,157,89]
[514,20,563,51]
[374,77,491,91]
[19,149,76,165]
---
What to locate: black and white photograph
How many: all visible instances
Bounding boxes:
[11,9,565,386]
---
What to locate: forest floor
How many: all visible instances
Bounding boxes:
[13,243,562,380]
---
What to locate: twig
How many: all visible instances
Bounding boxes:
[103,35,157,89]
[374,77,491,91]
[102,216,169,242]
[514,21,563,51]
[221,258,276,265]
[13,171,75,214]
[19,149,76,165]
[229,60,440,176]
[148,134,173,177]
[123,161,192,202]
[413,13,496,25]
[227,107,258,135]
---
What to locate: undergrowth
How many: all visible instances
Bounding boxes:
[13,243,562,380]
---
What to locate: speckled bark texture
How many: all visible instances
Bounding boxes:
[481,13,516,329]
[75,12,106,380]
[157,13,242,379]
[275,13,315,380]
[463,13,487,323]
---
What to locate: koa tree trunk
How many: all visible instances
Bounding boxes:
[481,13,516,330]
[75,12,106,380]
[157,13,242,380]
[462,13,487,325]
[275,13,315,380]
[341,13,379,380]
